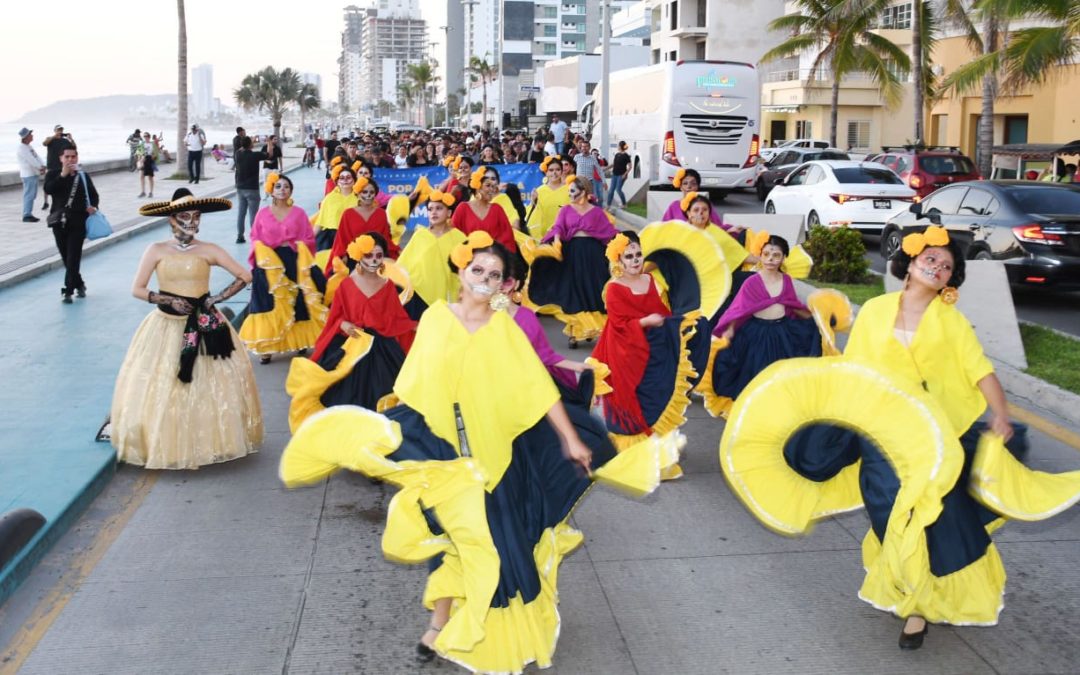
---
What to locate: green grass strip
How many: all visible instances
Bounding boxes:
[1020,323,1080,396]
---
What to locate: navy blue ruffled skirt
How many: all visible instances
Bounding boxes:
[527,237,609,314]
[317,332,404,410]
[711,315,822,401]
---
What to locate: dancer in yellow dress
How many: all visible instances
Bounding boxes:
[720,225,1080,650]
[524,155,571,239]
[396,189,466,319]
[111,189,263,469]
[280,231,680,673]
[312,164,359,270]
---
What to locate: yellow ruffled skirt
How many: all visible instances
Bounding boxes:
[111,310,263,469]
[239,243,327,355]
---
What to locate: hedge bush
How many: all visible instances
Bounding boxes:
[803,224,870,283]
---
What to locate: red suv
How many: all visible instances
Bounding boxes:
[867,146,981,200]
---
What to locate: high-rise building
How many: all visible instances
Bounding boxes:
[443,0,465,112]
[300,72,323,100]
[192,64,213,118]
[339,5,366,111]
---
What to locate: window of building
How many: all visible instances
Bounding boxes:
[544,24,556,37]
[544,6,557,18]
[585,83,596,95]
[847,120,871,149]
[1005,115,1028,144]
[544,43,556,55]
[668,50,677,62]
[670,0,678,30]
[881,3,912,30]
[796,120,812,138]
[695,41,705,59]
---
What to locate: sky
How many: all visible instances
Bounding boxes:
[0,0,448,122]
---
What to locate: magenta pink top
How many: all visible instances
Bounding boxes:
[542,204,618,244]
[512,306,577,390]
[713,273,807,336]
[249,205,316,266]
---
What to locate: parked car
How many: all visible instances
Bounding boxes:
[764,160,916,232]
[755,147,850,201]
[760,138,829,162]
[866,146,980,199]
[880,181,1080,289]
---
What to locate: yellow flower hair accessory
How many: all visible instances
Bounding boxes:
[414,175,433,203]
[450,231,495,269]
[442,155,455,167]
[264,172,281,195]
[902,225,950,257]
[680,191,700,213]
[469,166,487,191]
[346,234,377,261]
[428,190,456,207]
[672,168,687,188]
[330,164,346,181]
[330,156,343,168]
[351,160,364,173]
[450,156,463,171]
[747,228,771,258]
[352,176,371,196]
[539,155,562,173]
[606,233,631,263]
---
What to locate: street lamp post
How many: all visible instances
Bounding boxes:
[462,0,478,130]
[600,0,611,162]
[440,25,452,126]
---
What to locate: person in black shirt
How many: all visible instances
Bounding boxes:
[232,127,246,155]
[607,141,631,209]
[43,125,75,172]
[44,146,98,303]
[260,135,284,185]
[527,139,546,163]
[323,131,340,177]
[234,136,270,242]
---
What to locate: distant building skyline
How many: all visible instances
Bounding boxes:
[192,64,214,118]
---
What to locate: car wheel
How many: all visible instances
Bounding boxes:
[756,180,768,202]
[807,211,821,227]
[970,247,993,261]
[765,201,776,214]
[881,228,902,260]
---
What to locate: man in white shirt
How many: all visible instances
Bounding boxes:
[549,115,568,156]
[184,124,207,184]
[16,127,46,222]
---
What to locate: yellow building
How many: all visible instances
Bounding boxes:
[928,36,1080,154]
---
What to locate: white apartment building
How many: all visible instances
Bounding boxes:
[192,64,214,118]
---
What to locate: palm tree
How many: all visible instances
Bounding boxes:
[397,82,417,123]
[991,0,1080,91]
[937,0,1012,177]
[176,0,188,178]
[762,0,911,148]
[406,61,440,127]
[296,83,321,139]
[466,56,498,131]
[233,67,303,139]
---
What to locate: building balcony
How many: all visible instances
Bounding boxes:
[561,22,584,32]
[668,24,708,38]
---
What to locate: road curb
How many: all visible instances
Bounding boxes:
[612,207,647,231]
[0,163,303,291]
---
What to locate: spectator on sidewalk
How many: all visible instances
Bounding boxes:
[323,131,340,176]
[17,127,46,222]
[607,141,631,210]
[234,136,270,243]
[232,127,246,156]
[138,144,157,198]
[127,129,142,171]
[574,138,605,208]
[315,132,325,169]
[43,124,75,172]
[550,115,568,155]
[44,147,99,304]
[184,124,207,183]
[259,134,284,191]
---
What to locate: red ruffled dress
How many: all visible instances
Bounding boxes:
[452,201,517,253]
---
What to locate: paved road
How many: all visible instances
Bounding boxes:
[717,190,1080,337]
[2,168,1080,673]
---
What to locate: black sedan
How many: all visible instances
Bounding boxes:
[755,148,849,201]
[880,180,1080,288]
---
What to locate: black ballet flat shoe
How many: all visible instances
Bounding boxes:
[259,355,272,365]
[76,286,86,298]
[415,642,436,663]
[899,622,928,650]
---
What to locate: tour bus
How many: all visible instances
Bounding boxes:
[581,60,761,196]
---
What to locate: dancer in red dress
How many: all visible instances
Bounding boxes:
[328,176,397,275]
[451,166,517,253]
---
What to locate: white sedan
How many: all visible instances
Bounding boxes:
[764,160,917,233]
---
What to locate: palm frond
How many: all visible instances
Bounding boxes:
[939,51,1001,97]
[1000,26,1078,91]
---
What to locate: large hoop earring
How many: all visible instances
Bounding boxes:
[489,291,511,312]
[609,261,624,278]
[939,286,959,305]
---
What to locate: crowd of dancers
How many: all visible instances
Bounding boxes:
[104,157,1080,673]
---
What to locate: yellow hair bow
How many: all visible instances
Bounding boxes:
[672,168,687,188]
[469,166,487,191]
[263,171,281,195]
[680,191,700,213]
[901,225,950,257]
[450,231,495,269]
[346,234,377,260]
[352,176,371,195]
[606,233,630,263]
[414,175,433,203]
[330,156,343,168]
[428,190,456,207]
[330,164,345,181]
[351,160,364,173]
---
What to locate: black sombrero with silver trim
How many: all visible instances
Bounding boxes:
[138,188,232,217]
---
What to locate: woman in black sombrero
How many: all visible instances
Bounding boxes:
[110,188,263,469]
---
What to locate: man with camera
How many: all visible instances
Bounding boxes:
[44,147,99,304]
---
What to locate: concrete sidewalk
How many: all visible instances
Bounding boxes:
[1,160,1080,672]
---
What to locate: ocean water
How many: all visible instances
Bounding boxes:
[1,122,239,172]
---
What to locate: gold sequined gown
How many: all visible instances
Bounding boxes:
[111,253,263,469]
